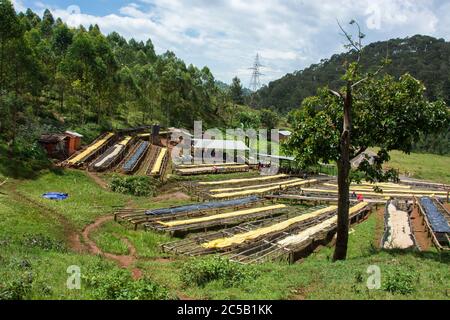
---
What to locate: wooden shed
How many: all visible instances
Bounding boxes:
[38,131,83,160]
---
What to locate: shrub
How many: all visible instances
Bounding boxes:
[0,273,33,300]
[383,268,418,295]
[180,256,259,288]
[109,175,158,197]
[21,233,66,252]
[82,269,172,300]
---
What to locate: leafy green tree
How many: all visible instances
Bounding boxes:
[283,21,449,261]
[40,9,54,37]
[230,76,244,105]
[259,108,279,129]
[0,0,21,94]
[236,111,261,130]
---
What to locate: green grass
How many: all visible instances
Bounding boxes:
[90,220,174,259]
[1,163,449,300]
[381,150,450,184]
[0,192,130,300]
[15,169,192,230]
[137,213,449,300]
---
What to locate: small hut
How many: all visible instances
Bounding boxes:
[38,131,83,160]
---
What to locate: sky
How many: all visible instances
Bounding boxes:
[11,0,450,87]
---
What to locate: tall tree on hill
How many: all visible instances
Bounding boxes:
[230,76,244,105]
[260,108,279,130]
[0,0,21,95]
[283,20,449,261]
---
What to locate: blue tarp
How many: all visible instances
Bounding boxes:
[42,192,69,200]
[420,197,450,233]
[123,141,149,172]
[145,196,260,216]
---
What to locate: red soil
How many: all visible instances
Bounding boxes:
[409,206,432,251]
[81,215,142,279]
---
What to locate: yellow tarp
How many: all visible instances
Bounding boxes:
[68,132,114,165]
[198,174,288,186]
[210,178,304,193]
[301,188,447,196]
[118,136,132,145]
[210,179,317,199]
[202,205,337,249]
[151,148,167,175]
[157,204,287,227]
[277,202,368,246]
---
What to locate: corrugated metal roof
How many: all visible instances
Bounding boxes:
[193,139,249,151]
[65,130,83,138]
[279,130,292,136]
[257,153,295,161]
[39,134,67,143]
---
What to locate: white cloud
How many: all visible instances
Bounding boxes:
[11,0,26,12]
[22,0,448,86]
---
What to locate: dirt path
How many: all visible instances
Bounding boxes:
[85,170,109,190]
[374,207,385,249]
[410,206,432,251]
[81,215,142,279]
[153,191,190,202]
[9,185,85,253]
[444,203,450,212]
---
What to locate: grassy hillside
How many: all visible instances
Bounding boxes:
[0,167,449,300]
[377,150,450,184]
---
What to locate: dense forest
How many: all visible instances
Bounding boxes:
[254,35,450,112]
[0,0,448,164]
[253,35,450,154]
[0,0,285,172]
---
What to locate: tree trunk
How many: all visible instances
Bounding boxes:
[0,40,4,95]
[333,83,352,261]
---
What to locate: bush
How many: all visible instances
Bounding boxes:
[0,273,33,300]
[180,256,259,288]
[21,233,66,252]
[383,268,418,295]
[109,175,158,197]
[82,268,172,300]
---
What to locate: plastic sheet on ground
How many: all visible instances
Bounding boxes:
[42,192,69,200]
[145,196,260,216]
[420,197,450,233]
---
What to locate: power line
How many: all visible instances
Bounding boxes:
[249,53,264,92]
